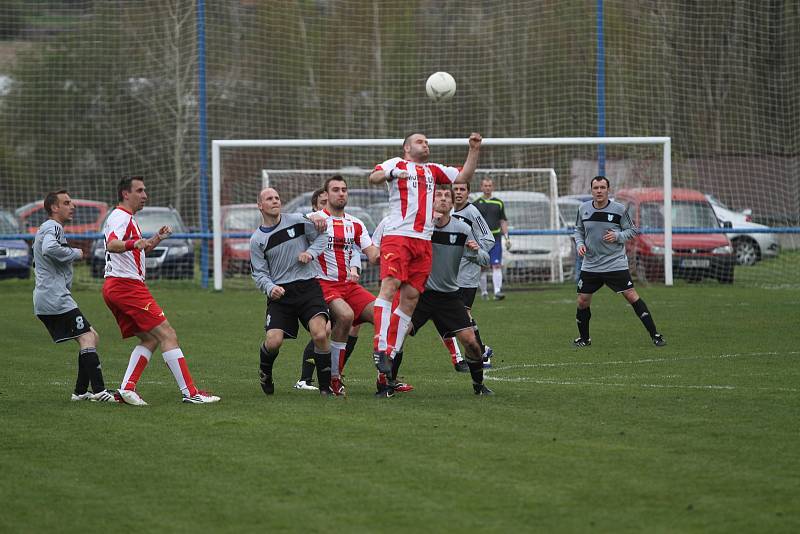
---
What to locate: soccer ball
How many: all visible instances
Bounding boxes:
[426,72,456,102]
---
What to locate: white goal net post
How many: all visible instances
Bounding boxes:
[211,136,672,291]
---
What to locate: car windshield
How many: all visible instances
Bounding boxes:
[0,214,18,233]
[505,199,553,229]
[136,210,185,233]
[224,207,261,230]
[640,201,720,228]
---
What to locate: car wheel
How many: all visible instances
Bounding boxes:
[733,238,759,266]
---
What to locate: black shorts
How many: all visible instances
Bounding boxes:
[459,287,478,309]
[577,269,635,294]
[37,308,92,343]
[265,279,329,338]
[410,290,473,339]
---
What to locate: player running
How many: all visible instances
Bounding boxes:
[103,176,220,405]
[377,186,493,396]
[449,181,496,370]
[307,176,379,396]
[250,187,333,397]
[573,176,666,347]
[367,132,482,392]
[33,190,116,402]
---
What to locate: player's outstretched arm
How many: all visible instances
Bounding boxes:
[455,132,482,184]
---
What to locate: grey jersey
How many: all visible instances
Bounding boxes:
[427,216,487,293]
[574,200,639,272]
[32,219,82,315]
[452,202,495,288]
[250,213,327,296]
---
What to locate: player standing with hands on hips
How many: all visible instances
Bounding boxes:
[368,132,482,396]
[33,190,116,402]
[103,176,220,405]
[573,176,666,347]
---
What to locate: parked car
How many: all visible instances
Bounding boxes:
[615,188,735,283]
[16,198,108,255]
[705,194,780,266]
[471,191,574,282]
[221,204,261,274]
[0,209,31,279]
[91,207,194,279]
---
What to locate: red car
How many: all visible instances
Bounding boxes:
[615,188,735,283]
[221,204,261,274]
[16,198,109,255]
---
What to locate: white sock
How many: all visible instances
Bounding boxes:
[162,348,196,396]
[120,345,152,391]
[391,309,413,355]
[442,336,463,364]
[479,273,488,295]
[330,341,346,378]
[492,268,503,294]
[373,298,393,352]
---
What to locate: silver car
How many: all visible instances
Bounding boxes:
[706,195,780,266]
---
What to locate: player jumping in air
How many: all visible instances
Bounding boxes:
[573,176,666,347]
[103,176,220,406]
[368,132,482,396]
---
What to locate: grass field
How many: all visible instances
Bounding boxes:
[1,277,798,533]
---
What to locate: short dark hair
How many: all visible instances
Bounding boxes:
[591,175,610,188]
[43,190,68,215]
[117,175,144,202]
[310,188,325,210]
[453,181,471,192]
[437,184,453,198]
[402,131,425,149]
[323,175,347,193]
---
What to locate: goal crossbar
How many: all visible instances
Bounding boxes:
[211,136,672,290]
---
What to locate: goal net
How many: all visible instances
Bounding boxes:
[0,2,797,289]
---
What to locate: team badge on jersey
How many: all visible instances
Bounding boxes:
[287,228,295,238]
[450,234,457,244]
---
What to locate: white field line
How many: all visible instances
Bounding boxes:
[485,350,800,392]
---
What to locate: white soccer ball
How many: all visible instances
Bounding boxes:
[426,72,456,102]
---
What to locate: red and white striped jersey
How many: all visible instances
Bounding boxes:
[375,157,460,240]
[313,209,372,282]
[103,207,146,281]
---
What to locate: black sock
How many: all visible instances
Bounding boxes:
[470,318,486,354]
[74,351,91,395]
[300,340,316,382]
[467,360,484,385]
[260,344,278,377]
[343,335,359,368]
[632,299,658,337]
[314,350,331,390]
[79,349,106,393]
[391,350,404,381]
[576,307,591,340]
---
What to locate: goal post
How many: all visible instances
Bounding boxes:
[211,136,672,291]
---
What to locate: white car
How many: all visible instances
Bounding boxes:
[472,191,574,282]
[705,195,780,266]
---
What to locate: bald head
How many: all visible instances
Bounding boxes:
[257,187,281,221]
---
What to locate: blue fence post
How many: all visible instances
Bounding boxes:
[597,0,606,176]
[197,0,210,288]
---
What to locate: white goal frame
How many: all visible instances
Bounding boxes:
[211,137,673,291]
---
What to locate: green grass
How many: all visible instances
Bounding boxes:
[1,279,798,533]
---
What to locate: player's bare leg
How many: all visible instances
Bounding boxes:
[328,299,354,395]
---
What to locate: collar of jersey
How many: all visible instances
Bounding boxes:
[116,205,134,215]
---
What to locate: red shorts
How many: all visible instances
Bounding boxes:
[318,279,376,326]
[379,235,432,294]
[102,277,167,338]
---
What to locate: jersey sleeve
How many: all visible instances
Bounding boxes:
[470,207,496,252]
[249,234,276,296]
[498,200,508,221]
[104,211,129,243]
[353,218,373,250]
[429,163,460,185]
[616,205,640,242]
[375,156,402,173]
[574,205,586,248]
[41,226,81,263]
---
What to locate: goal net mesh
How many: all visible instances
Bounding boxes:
[0,1,797,288]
